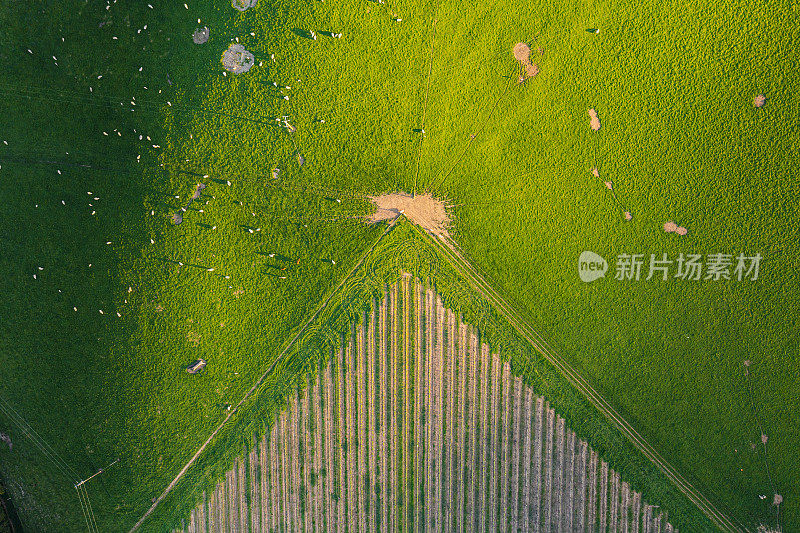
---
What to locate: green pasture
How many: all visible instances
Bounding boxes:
[0,0,797,531]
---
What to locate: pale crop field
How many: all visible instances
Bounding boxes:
[174,276,678,532]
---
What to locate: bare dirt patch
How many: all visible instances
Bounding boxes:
[368,192,451,237]
[754,94,766,108]
[664,221,688,235]
[589,108,601,131]
[513,42,539,83]
[513,42,530,62]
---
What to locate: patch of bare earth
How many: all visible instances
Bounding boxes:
[589,108,601,131]
[513,42,539,83]
[663,221,688,235]
[368,192,451,238]
[754,94,766,108]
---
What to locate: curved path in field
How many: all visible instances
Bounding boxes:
[411,222,749,533]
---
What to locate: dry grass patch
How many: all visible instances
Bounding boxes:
[588,108,601,131]
[368,192,451,237]
[513,42,539,83]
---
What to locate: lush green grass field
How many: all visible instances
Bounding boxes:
[0,0,797,530]
[416,0,799,529]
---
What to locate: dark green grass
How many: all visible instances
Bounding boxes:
[0,1,382,530]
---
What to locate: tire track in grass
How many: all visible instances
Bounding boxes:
[415,281,426,531]
[410,225,747,533]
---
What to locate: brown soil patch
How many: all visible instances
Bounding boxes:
[368,192,451,237]
[589,108,601,131]
[663,221,678,233]
[754,94,766,108]
[513,42,531,62]
[512,42,539,83]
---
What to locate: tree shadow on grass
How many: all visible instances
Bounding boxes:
[254,251,293,262]
[291,28,316,40]
[158,257,211,270]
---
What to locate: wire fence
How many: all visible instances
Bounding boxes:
[0,396,101,532]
